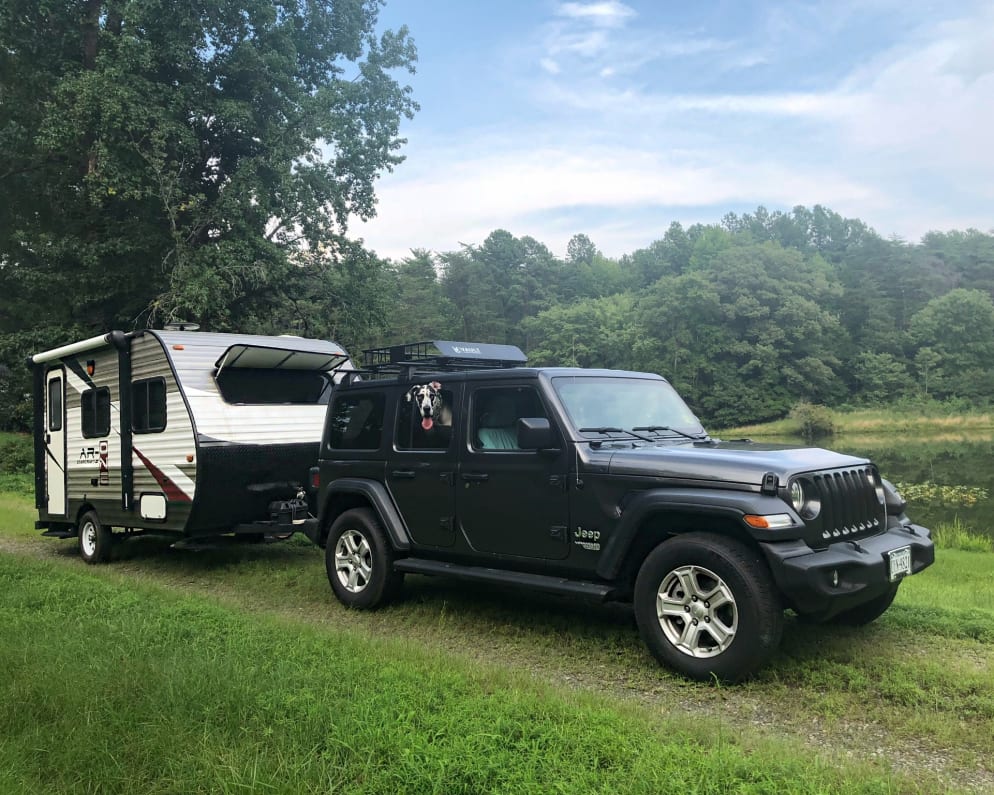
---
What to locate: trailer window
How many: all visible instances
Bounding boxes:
[327,392,385,450]
[215,368,333,405]
[132,378,166,433]
[81,387,111,438]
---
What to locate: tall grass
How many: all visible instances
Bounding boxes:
[719,405,994,438]
[931,518,994,553]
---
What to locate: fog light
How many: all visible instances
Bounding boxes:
[831,569,839,588]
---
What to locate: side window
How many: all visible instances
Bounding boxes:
[472,386,547,451]
[133,378,167,433]
[396,384,455,451]
[48,377,63,432]
[81,387,111,438]
[327,392,385,450]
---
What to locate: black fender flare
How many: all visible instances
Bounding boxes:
[596,487,799,579]
[322,479,411,552]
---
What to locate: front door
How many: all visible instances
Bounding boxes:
[45,369,67,517]
[457,384,569,560]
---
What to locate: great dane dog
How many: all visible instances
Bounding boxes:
[406,381,450,431]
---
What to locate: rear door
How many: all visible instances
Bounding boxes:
[45,369,67,517]
[386,383,461,547]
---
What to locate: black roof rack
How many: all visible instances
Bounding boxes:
[359,340,527,379]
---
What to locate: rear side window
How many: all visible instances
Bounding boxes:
[396,386,455,450]
[327,392,385,450]
[132,378,166,433]
[81,387,111,438]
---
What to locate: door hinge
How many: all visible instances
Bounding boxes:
[550,525,567,541]
[548,474,567,491]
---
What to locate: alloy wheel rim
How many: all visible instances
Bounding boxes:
[655,564,738,658]
[334,529,373,593]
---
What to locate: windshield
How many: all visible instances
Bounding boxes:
[552,376,705,437]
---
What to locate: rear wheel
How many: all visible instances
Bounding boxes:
[324,508,402,609]
[78,510,113,564]
[634,532,783,682]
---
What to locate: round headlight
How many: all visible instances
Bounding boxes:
[789,480,805,512]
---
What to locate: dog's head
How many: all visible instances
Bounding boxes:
[406,381,443,430]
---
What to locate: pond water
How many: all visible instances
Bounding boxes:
[759,434,994,538]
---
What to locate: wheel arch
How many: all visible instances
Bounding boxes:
[74,502,100,533]
[597,487,789,583]
[318,478,411,552]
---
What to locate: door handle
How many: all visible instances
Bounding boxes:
[461,473,489,483]
[391,470,416,479]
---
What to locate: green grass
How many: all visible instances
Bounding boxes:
[718,407,994,439]
[0,553,910,795]
[2,483,993,792]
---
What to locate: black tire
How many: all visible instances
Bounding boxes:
[324,508,402,609]
[634,532,783,683]
[78,510,113,564]
[828,584,900,626]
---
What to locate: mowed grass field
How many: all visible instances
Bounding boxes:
[1,480,993,793]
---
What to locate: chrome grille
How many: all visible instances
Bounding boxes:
[810,466,884,542]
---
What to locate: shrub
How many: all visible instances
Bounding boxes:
[0,434,33,475]
[789,402,835,440]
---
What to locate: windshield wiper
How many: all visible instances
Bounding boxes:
[578,427,655,442]
[632,425,709,441]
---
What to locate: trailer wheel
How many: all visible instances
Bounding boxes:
[324,508,402,609]
[78,510,113,564]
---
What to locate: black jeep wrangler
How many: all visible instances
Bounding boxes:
[308,341,934,682]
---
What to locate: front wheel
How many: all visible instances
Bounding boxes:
[634,532,783,682]
[324,508,402,609]
[78,510,113,564]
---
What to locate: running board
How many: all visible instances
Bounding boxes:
[41,529,76,539]
[393,558,616,601]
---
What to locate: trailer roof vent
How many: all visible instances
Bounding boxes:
[163,321,200,331]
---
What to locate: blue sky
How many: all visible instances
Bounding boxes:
[355,0,994,261]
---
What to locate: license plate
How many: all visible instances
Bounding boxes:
[888,546,912,581]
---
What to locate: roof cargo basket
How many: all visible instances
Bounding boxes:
[360,340,527,378]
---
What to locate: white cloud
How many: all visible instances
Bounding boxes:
[556,1,636,27]
[357,138,878,260]
[539,57,560,74]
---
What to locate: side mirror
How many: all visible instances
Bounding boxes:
[517,417,556,450]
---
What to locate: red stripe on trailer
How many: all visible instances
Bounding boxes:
[132,447,192,503]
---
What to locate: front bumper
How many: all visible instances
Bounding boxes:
[760,523,934,618]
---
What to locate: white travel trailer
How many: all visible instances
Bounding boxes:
[30,329,350,562]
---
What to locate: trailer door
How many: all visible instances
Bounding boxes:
[45,369,67,517]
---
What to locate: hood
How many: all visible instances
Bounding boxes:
[598,440,869,487]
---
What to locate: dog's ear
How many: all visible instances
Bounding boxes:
[405,386,417,402]
[430,381,442,391]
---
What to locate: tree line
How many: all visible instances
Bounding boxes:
[370,210,994,428]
